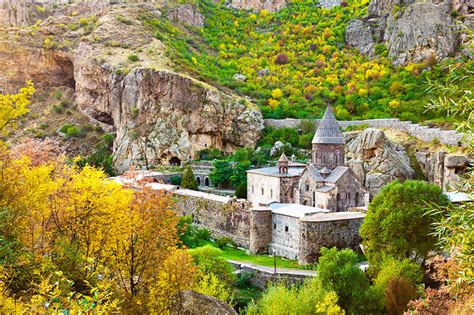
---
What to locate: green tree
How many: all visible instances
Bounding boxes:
[181,165,198,190]
[209,160,233,188]
[316,247,384,313]
[230,161,250,188]
[188,245,235,285]
[360,180,449,271]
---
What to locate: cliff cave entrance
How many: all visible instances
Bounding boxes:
[169,157,181,166]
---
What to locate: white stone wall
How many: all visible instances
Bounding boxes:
[247,173,281,205]
[269,214,300,260]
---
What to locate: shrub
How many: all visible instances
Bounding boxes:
[117,15,132,25]
[275,53,289,65]
[60,124,84,139]
[215,236,235,249]
[385,277,417,315]
[374,256,424,290]
[188,245,235,285]
[235,183,247,199]
[78,18,89,26]
[128,54,139,62]
[170,175,182,186]
[181,165,198,190]
[198,148,223,160]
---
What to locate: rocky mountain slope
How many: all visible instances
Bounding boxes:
[0,1,263,172]
[346,0,473,65]
[0,0,472,174]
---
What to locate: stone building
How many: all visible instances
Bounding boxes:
[247,105,369,263]
[248,105,369,211]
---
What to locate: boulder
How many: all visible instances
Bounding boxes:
[228,0,287,12]
[233,73,247,82]
[171,290,237,315]
[270,141,284,157]
[346,128,415,194]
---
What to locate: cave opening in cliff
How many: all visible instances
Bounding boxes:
[169,157,181,166]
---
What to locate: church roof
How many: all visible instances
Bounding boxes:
[268,202,329,218]
[324,166,349,183]
[247,166,304,177]
[312,105,345,144]
[306,164,324,181]
[278,152,289,162]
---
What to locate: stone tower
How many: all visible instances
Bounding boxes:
[278,152,289,174]
[311,105,346,169]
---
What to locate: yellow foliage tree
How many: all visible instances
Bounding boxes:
[0,81,34,136]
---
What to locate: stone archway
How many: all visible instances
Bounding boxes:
[196,176,201,186]
[204,177,210,186]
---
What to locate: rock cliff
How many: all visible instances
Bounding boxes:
[346,128,415,194]
[171,290,237,314]
[346,0,472,65]
[0,2,264,172]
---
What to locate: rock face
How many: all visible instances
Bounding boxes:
[166,3,204,27]
[415,151,471,191]
[346,0,461,65]
[171,290,237,314]
[1,3,264,173]
[346,128,415,194]
[228,0,287,12]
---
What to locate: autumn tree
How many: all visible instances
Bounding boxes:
[0,81,34,136]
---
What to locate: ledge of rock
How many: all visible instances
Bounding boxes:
[346,128,415,194]
[171,290,237,315]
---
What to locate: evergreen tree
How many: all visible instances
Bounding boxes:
[181,165,198,190]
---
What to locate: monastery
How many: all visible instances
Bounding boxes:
[247,105,370,211]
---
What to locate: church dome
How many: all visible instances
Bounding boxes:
[312,105,345,144]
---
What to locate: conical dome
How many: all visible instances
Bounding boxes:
[278,152,289,162]
[312,106,345,144]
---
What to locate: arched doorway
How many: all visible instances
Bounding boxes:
[196,176,201,186]
[204,177,210,186]
[169,157,181,166]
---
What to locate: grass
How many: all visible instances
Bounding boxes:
[197,240,302,269]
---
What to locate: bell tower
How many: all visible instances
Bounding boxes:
[311,105,345,169]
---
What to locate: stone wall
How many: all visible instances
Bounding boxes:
[173,191,251,247]
[298,213,364,264]
[264,118,466,147]
[229,262,314,290]
[247,173,282,205]
[270,214,301,260]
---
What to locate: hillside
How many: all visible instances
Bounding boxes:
[0,0,472,170]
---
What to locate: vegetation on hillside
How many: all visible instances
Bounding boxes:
[144,0,473,122]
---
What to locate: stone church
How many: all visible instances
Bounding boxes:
[247,105,369,211]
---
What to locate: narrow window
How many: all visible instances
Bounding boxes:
[273,223,276,229]
[252,185,254,193]
[261,187,264,195]
[270,189,273,198]
[306,184,309,191]
[285,226,289,232]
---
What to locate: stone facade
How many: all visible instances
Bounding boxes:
[312,143,345,169]
[298,212,365,264]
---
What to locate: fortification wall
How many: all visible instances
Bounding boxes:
[173,191,251,248]
[298,215,364,264]
[264,118,466,146]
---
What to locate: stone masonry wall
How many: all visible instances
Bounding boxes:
[265,118,466,147]
[298,216,363,264]
[173,192,251,248]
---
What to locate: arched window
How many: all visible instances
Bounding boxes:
[312,191,315,207]
[204,177,210,186]
[355,192,359,206]
[196,176,201,186]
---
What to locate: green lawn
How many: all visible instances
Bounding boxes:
[197,240,304,270]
